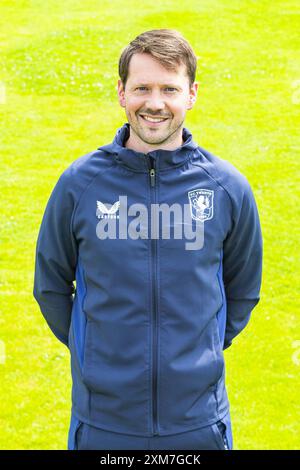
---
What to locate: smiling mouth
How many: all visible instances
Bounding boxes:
[139,115,169,125]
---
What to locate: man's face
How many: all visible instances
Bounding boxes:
[117,53,198,148]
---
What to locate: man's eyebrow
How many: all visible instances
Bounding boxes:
[132,83,182,90]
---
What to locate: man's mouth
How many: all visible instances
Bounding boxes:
[139,114,169,125]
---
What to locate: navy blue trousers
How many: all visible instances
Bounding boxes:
[68,412,233,450]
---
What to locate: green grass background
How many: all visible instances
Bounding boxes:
[0,0,299,450]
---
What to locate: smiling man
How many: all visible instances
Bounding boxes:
[118,52,197,152]
[33,29,263,450]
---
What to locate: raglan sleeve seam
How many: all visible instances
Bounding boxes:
[191,160,235,226]
[70,159,116,235]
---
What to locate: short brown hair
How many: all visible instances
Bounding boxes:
[118,29,197,89]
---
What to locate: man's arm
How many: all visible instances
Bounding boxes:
[222,179,263,350]
[33,169,78,347]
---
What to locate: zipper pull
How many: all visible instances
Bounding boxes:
[150,168,155,187]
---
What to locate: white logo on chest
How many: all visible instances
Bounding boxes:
[188,189,214,222]
[96,200,120,219]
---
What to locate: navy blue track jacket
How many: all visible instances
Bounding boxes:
[33,123,263,436]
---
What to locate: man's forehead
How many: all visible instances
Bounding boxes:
[128,68,188,88]
[130,80,183,87]
[127,53,187,82]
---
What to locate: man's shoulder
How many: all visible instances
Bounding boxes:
[65,148,114,178]
[57,148,115,191]
[194,145,254,199]
[48,148,115,205]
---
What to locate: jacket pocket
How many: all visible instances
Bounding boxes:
[70,259,88,373]
[211,414,232,450]
[68,308,88,376]
[75,422,85,450]
[216,253,227,350]
[69,258,88,372]
[212,315,225,379]
[68,415,84,450]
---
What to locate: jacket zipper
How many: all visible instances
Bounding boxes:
[148,156,159,435]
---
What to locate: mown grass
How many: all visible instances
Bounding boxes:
[0,0,299,449]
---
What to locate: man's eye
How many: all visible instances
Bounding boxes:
[135,87,177,92]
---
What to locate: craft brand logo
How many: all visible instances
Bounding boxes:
[96,200,120,219]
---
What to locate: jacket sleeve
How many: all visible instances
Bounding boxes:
[222,180,263,350]
[33,169,78,347]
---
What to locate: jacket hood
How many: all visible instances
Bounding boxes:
[98,122,199,171]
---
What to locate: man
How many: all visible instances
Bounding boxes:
[33,29,263,450]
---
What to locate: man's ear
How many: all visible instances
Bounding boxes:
[187,82,199,110]
[117,79,126,108]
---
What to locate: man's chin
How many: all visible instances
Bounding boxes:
[138,122,171,138]
[138,130,171,145]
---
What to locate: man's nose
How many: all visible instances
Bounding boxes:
[145,91,165,111]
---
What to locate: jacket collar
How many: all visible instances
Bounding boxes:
[98,122,199,172]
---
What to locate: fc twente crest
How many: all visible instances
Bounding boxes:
[188,189,214,222]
